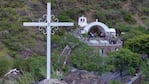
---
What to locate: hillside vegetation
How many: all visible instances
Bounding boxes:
[0,0,149,83]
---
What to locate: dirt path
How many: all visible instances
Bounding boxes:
[122,0,131,11]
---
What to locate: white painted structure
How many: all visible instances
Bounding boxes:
[23,3,74,80]
[109,28,116,38]
[78,16,116,37]
[78,16,88,27]
[83,22,110,33]
[76,16,122,56]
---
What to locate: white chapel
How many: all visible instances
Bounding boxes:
[75,16,122,56]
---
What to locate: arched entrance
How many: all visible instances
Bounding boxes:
[88,26,106,38]
[83,22,110,37]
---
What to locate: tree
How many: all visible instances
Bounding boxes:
[125,34,149,55]
[108,48,141,79]
[141,59,149,81]
[70,43,104,74]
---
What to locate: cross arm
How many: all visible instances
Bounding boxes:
[51,22,74,27]
[23,22,47,26]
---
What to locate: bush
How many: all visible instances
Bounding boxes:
[99,0,123,9]
[108,80,122,84]
[93,9,122,26]
[125,34,149,54]
[58,12,72,22]
[123,12,136,24]
[71,43,104,74]
[116,22,132,32]
[143,7,149,16]
[26,56,46,80]
[12,72,35,84]
[121,27,145,41]
[0,56,13,77]
[13,57,30,71]
[14,56,46,80]
[119,26,148,41]
[52,33,104,74]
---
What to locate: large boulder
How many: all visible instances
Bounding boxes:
[4,68,21,80]
[39,79,67,84]
[63,69,103,84]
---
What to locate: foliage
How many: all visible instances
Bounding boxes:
[52,33,80,49]
[12,72,35,84]
[13,56,46,80]
[99,0,123,9]
[13,57,30,71]
[107,48,141,79]
[108,80,122,84]
[0,56,13,77]
[123,12,136,24]
[121,29,144,41]
[58,12,73,22]
[52,33,104,74]
[2,0,25,8]
[59,7,85,21]
[141,81,149,84]
[116,24,148,41]
[26,56,46,80]
[71,43,104,74]
[143,7,149,16]
[93,9,122,26]
[125,34,149,54]
[0,0,149,83]
[141,60,149,81]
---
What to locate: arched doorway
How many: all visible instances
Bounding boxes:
[88,26,106,38]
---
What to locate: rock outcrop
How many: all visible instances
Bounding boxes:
[39,79,67,84]
[63,69,103,84]
[4,68,21,80]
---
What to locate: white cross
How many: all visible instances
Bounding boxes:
[23,3,74,80]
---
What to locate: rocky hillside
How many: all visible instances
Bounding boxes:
[0,0,149,58]
[0,0,149,84]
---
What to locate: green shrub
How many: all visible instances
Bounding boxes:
[52,33,105,74]
[58,12,72,22]
[13,57,30,71]
[143,7,149,16]
[116,22,132,32]
[12,72,35,84]
[21,16,32,22]
[26,56,46,80]
[120,26,147,41]
[108,80,122,84]
[93,9,122,26]
[71,43,104,74]
[125,34,149,54]
[0,56,13,77]
[14,56,46,80]
[123,12,136,24]
[3,0,25,8]
[99,0,123,9]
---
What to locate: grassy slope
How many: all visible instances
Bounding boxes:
[0,0,149,57]
[0,0,149,83]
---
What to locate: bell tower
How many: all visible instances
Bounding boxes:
[78,16,88,27]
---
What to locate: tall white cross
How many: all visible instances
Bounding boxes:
[23,3,74,80]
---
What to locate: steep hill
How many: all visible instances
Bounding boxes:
[0,0,149,83]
